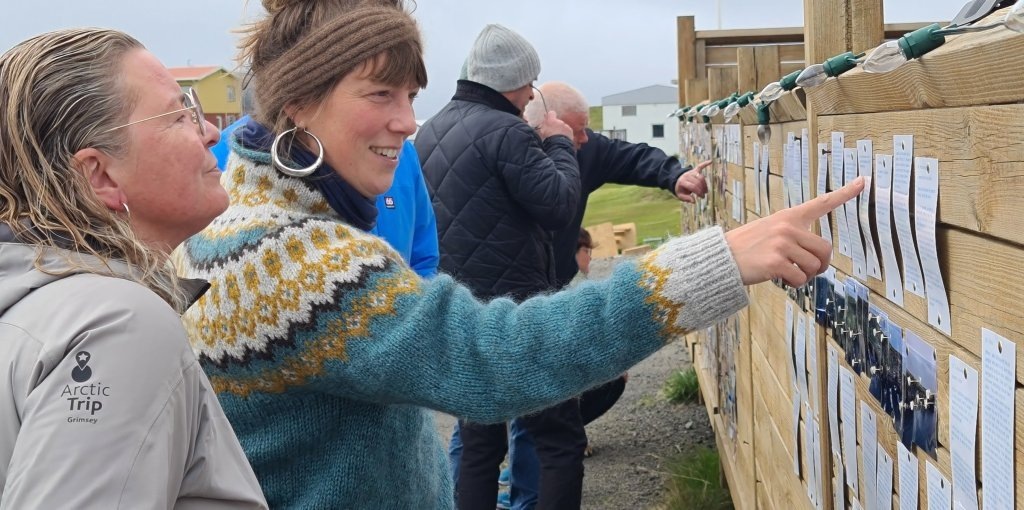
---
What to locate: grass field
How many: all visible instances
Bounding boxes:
[581,183,682,244]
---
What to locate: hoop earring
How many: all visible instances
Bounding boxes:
[122,202,131,218]
[271,127,324,177]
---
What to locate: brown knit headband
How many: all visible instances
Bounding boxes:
[254,5,421,129]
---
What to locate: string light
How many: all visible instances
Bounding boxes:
[863,24,947,73]
[723,91,755,122]
[756,70,800,103]
[796,51,864,88]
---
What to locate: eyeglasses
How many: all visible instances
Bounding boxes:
[103,87,206,136]
[531,85,549,113]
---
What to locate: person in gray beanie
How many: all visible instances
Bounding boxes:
[415,24,586,510]
[464,24,542,94]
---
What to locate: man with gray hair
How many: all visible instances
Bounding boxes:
[415,25,583,510]
[523,81,711,288]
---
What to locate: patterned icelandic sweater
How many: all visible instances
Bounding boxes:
[178,150,749,509]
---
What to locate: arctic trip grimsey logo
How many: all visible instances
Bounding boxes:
[62,351,109,422]
[71,351,92,382]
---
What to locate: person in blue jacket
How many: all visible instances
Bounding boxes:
[213,115,438,277]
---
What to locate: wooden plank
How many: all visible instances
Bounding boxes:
[818,105,1024,247]
[706,45,739,67]
[697,26,806,45]
[807,8,1024,115]
[677,16,697,102]
[715,418,755,510]
[694,22,938,47]
[585,222,617,259]
[685,78,709,106]
[620,244,651,257]
[755,468,778,510]
[774,91,808,122]
[736,47,758,94]
[779,44,807,64]
[850,0,884,55]
[696,40,707,82]
[754,45,782,91]
[804,0,848,64]
[781,61,805,77]
[612,222,637,251]
[707,66,739,102]
[753,377,817,510]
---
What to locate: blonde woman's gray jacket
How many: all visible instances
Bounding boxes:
[0,238,267,509]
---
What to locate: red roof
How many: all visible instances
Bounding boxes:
[167,66,223,81]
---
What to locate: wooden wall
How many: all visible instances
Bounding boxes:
[677,5,1021,510]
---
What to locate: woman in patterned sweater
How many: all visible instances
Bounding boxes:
[176,1,863,508]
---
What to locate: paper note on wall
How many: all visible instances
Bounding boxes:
[845,148,867,280]
[860,402,878,510]
[827,345,841,455]
[873,154,904,306]
[926,461,952,510]
[948,355,979,510]
[817,144,832,244]
[981,329,1016,509]
[914,157,950,335]
[897,442,919,510]
[761,144,771,214]
[857,140,882,280]
[754,142,762,215]
[891,135,925,296]
[831,132,849,256]
[840,366,859,492]
[876,447,894,510]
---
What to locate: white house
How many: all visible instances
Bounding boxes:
[600,85,679,155]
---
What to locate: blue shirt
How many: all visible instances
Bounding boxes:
[213,116,438,277]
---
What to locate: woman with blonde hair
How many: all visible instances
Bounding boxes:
[0,28,266,508]
[177,0,863,508]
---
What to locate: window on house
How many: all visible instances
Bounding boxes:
[652,124,665,138]
[227,85,237,103]
[604,129,627,141]
[621,105,636,117]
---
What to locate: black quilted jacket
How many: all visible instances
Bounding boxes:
[416,80,580,301]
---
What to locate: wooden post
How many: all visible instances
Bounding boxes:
[851,0,885,54]
[685,78,709,106]
[753,45,781,91]
[677,16,697,105]
[801,2,880,509]
[707,67,739,102]
[736,47,758,94]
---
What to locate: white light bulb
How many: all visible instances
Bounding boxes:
[704,104,721,117]
[862,40,908,74]
[757,81,784,103]
[723,102,741,122]
[1005,1,1024,33]
[796,64,829,88]
[685,107,698,119]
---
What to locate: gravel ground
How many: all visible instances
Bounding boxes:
[436,257,718,509]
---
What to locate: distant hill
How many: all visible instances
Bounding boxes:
[589,106,603,132]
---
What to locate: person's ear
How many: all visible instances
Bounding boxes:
[72,147,126,211]
[284,103,308,129]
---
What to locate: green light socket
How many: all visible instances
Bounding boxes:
[779,70,801,91]
[897,23,945,60]
[756,103,771,125]
[822,52,861,77]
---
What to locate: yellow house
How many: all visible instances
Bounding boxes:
[168,66,242,130]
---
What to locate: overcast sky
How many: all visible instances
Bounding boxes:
[3,0,970,118]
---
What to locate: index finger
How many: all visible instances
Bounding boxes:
[794,176,865,225]
[693,160,712,174]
